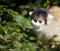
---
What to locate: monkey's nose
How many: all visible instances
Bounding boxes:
[33,25,40,29]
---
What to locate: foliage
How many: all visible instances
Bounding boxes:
[0,0,60,51]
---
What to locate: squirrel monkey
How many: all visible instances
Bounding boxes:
[29,6,60,46]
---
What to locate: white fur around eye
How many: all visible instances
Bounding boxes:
[39,20,45,25]
[31,19,45,26]
[31,20,36,25]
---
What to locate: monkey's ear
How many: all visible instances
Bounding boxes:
[47,14,54,24]
[29,11,33,16]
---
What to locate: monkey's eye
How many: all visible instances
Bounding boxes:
[39,21,42,23]
[34,20,37,22]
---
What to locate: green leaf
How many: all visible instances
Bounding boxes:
[15,15,24,22]
[29,36,35,40]
[21,10,27,15]
[0,5,3,9]
[20,18,32,29]
[0,10,3,16]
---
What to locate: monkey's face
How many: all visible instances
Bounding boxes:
[30,8,53,32]
[31,17,46,32]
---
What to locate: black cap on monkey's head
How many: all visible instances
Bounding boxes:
[29,8,49,25]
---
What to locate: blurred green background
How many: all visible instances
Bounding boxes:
[0,0,60,51]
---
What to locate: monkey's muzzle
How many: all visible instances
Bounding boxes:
[33,25,40,30]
